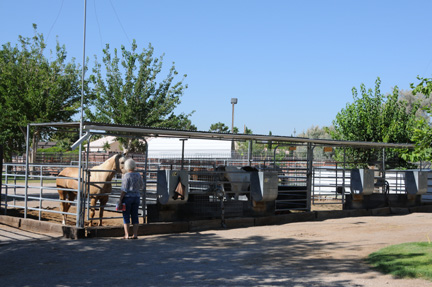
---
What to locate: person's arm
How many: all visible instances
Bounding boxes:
[118,191,126,206]
[118,173,128,206]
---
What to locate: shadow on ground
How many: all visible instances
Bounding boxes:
[0,229,377,287]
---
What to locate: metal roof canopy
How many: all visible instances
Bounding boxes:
[29,121,415,149]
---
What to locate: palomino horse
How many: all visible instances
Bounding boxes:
[56,154,126,226]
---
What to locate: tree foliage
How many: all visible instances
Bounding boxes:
[329,78,419,168]
[88,40,195,153]
[406,76,432,162]
[297,125,334,160]
[398,89,432,119]
[236,127,271,158]
[0,25,82,161]
[209,122,230,133]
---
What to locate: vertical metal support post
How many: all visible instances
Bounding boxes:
[83,136,93,225]
[382,148,386,180]
[342,147,346,206]
[248,140,253,165]
[0,144,3,211]
[180,139,187,170]
[312,163,316,205]
[335,161,338,199]
[142,138,148,224]
[273,145,279,167]
[230,98,237,155]
[24,124,30,218]
[39,164,43,220]
[79,0,87,135]
[76,148,84,227]
[76,0,88,228]
[306,142,314,212]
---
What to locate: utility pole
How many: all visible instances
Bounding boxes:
[231,98,238,155]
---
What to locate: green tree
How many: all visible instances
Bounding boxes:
[329,78,419,168]
[0,25,82,161]
[209,122,230,133]
[236,127,270,158]
[244,126,252,134]
[88,40,196,153]
[406,76,432,161]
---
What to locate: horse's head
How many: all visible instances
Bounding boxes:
[114,154,127,174]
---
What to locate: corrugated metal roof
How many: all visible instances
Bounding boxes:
[28,121,415,149]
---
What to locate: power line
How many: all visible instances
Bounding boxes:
[109,0,131,45]
[93,0,104,50]
[46,0,65,42]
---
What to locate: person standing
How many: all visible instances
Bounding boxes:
[118,158,144,239]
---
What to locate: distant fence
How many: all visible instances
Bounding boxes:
[12,152,124,164]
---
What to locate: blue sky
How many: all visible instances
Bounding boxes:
[1,0,432,136]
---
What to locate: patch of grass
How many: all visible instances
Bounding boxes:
[367,242,432,281]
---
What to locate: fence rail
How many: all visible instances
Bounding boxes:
[2,158,432,227]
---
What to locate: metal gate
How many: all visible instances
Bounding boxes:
[275,159,310,212]
[312,164,349,207]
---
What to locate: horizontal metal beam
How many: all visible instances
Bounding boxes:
[28,121,415,149]
[83,123,414,149]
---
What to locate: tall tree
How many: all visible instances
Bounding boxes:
[0,25,82,161]
[88,40,195,152]
[329,78,419,168]
[406,76,432,162]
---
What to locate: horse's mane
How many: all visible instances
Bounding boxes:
[93,154,121,171]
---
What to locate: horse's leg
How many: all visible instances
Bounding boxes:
[65,192,76,225]
[58,191,76,225]
[98,195,109,226]
[58,190,68,225]
[89,197,97,226]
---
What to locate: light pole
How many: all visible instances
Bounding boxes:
[231,98,238,154]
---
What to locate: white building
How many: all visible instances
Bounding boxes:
[88,136,232,158]
[146,137,232,158]
[87,136,122,153]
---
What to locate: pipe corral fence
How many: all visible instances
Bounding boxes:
[1,122,431,230]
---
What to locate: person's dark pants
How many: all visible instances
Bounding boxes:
[122,196,140,224]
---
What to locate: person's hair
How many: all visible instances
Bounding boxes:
[124,158,137,171]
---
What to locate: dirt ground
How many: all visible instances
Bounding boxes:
[1,209,432,286]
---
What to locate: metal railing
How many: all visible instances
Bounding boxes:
[1,162,77,220]
[4,159,431,226]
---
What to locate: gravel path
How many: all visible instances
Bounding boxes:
[1,213,431,287]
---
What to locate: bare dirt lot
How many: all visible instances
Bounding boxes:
[1,212,432,287]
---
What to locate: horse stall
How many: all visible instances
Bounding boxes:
[2,121,429,238]
[343,168,429,209]
[147,165,279,226]
[0,156,129,228]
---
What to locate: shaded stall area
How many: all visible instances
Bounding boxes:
[1,121,431,238]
